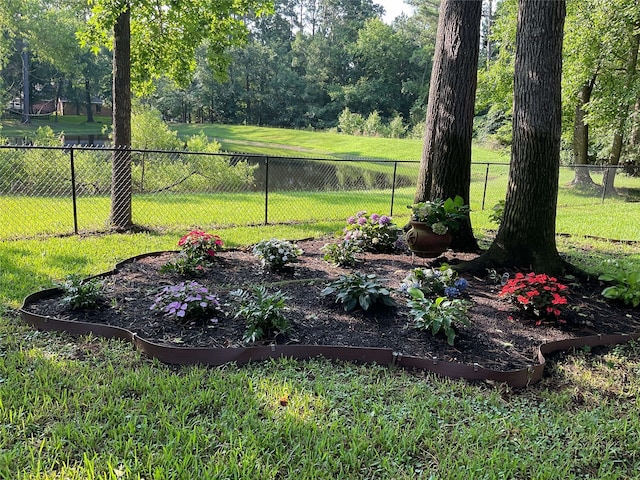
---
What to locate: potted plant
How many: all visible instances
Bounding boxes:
[405,196,469,257]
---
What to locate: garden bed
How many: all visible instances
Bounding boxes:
[20,237,640,387]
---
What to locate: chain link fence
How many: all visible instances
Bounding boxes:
[1,145,638,240]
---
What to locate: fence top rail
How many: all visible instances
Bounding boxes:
[0,144,634,170]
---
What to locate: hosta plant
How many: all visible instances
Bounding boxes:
[499,272,569,323]
[599,265,640,307]
[150,281,224,325]
[343,211,402,253]
[320,273,396,312]
[230,286,290,343]
[59,274,104,309]
[407,288,470,346]
[252,238,303,271]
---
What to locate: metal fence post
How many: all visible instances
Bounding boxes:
[70,146,79,234]
[390,161,398,217]
[481,163,490,210]
[601,167,608,204]
[264,156,269,225]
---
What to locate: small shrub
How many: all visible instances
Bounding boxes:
[59,274,103,309]
[399,265,469,298]
[343,211,402,253]
[489,200,505,225]
[252,239,303,270]
[599,265,640,307]
[230,286,290,343]
[407,288,470,346]
[499,272,569,323]
[321,240,363,267]
[321,273,396,312]
[150,281,224,325]
[161,230,224,276]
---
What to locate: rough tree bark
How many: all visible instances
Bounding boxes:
[460,0,569,276]
[84,78,94,123]
[109,5,133,229]
[414,0,482,252]
[603,32,640,197]
[572,78,596,186]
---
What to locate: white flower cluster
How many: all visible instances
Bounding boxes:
[252,238,303,270]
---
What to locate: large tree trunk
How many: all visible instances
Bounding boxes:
[84,78,94,123]
[463,0,568,275]
[604,32,640,197]
[22,45,30,124]
[572,78,596,186]
[414,0,482,252]
[110,5,133,230]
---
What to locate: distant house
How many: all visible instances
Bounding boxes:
[56,97,111,117]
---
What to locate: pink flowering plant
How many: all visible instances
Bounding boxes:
[161,229,224,276]
[343,211,401,253]
[150,281,224,325]
[499,272,569,323]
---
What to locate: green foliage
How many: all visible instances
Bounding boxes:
[231,286,290,343]
[252,239,303,271]
[321,273,396,312]
[363,111,387,137]
[321,240,363,267]
[338,107,365,135]
[489,200,506,225]
[58,274,103,310]
[408,196,470,235]
[399,266,469,299]
[407,288,470,346]
[387,114,407,139]
[150,281,223,325]
[600,264,640,307]
[131,107,182,150]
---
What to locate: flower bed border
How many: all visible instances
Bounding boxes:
[19,252,640,388]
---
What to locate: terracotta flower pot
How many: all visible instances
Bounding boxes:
[405,221,452,258]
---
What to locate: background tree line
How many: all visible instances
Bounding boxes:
[2,0,639,169]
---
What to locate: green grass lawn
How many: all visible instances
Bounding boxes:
[3,118,640,478]
[2,228,640,479]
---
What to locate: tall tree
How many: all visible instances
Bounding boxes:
[414,0,483,252]
[472,0,568,274]
[82,0,274,229]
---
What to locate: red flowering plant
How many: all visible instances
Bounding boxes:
[499,272,569,324]
[161,230,224,276]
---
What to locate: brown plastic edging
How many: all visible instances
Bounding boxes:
[18,252,640,389]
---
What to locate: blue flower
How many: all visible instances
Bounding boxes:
[444,287,460,298]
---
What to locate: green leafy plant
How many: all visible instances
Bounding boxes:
[320,273,396,312]
[230,286,290,343]
[599,265,640,307]
[399,265,469,298]
[407,288,470,346]
[161,230,224,276]
[150,281,224,325]
[252,238,303,270]
[58,274,104,309]
[343,211,402,253]
[489,200,505,225]
[407,196,470,235]
[499,272,569,323]
[321,240,363,267]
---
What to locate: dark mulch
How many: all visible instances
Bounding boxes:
[25,238,640,372]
